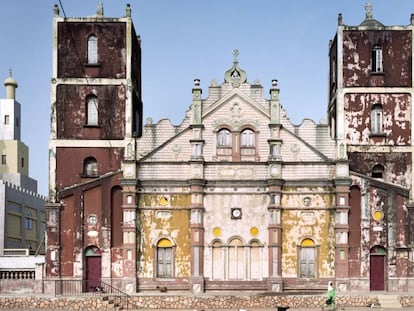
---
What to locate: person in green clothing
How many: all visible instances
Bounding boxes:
[322,281,336,310]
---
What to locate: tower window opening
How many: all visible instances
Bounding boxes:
[372,45,383,73]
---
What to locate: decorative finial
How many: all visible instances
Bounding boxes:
[126,3,131,17]
[224,49,247,86]
[53,4,60,16]
[4,69,18,100]
[97,2,104,16]
[8,69,12,78]
[365,2,373,19]
[338,13,343,26]
[233,49,239,62]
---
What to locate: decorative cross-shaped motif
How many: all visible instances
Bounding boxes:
[365,2,373,19]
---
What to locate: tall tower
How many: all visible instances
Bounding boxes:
[328,3,414,291]
[0,71,29,177]
[0,72,46,255]
[45,3,142,293]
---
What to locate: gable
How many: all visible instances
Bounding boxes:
[203,88,269,124]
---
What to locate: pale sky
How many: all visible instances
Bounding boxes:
[0,1,413,195]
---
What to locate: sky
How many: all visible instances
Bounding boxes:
[0,0,413,196]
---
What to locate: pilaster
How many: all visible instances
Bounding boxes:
[120,160,138,293]
[188,178,205,293]
[333,177,352,290]
[45,202,62,278]
[266,179,284,292]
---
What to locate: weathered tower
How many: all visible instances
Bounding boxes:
[328,3,414,291]
[45,3,142,293]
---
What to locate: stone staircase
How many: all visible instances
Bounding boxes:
[377,294,401,308]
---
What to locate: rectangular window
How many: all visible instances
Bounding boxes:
[157,247,172,277]
[1,154,6,165]
[372,47,383,72]
[88,36,98,64]
[371,111,383,134]
[24,218,33,230]
[87,97,98,125]
[299,247,315,278]
[4,115,9,125]
[192,143,202,157]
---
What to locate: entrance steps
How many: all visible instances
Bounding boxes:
[377,294,401,308]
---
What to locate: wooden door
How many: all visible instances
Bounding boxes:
[370,255,385,290]
[86,256,102,292]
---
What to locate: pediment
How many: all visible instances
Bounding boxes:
[202,88,269,130]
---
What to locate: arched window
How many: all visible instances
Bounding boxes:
[228,238,244,280]
[241,129,255,147]
[217,129,231,147]
[210,238,263,281]
[299,238,316,278]
[83,157,98,176]
[372,45,383,72]
[157,238,173,278]
[371,104,383,134]
[87,35,98,64]
[240,128,257,161]
[372,164,385,178]
[249,240,261,280]
[212,240,224,280]
[87,95,98,126]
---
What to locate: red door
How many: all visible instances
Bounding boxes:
[86,255,102,292]
[370,255,385,290]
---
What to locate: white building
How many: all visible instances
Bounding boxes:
[0,72,46,255]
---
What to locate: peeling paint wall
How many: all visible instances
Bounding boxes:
[281,186,335,278]
[56,173,123,279]
[345,93,411,146]
[56,85,126,140]
[138,193,191,278]
[55,147,123,191]
[343,30,412,87]
[348,152,411,189]
[57,23,127,79]
[350,173,410,286]
[60,194,75,277]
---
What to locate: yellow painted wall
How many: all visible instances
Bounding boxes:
[138,193,191,278]
[281,186,336,278]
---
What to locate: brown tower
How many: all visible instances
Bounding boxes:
[328,3,414,291]
[45,3,142,293]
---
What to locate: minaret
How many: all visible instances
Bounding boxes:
[0,71,29,176]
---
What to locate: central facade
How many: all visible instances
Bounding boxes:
[134,54,340,293]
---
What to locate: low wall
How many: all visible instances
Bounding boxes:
[0,255,44,295]
[2,293,411,310]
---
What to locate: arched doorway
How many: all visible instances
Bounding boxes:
[85,245,102,292]
[370,245,386,290]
